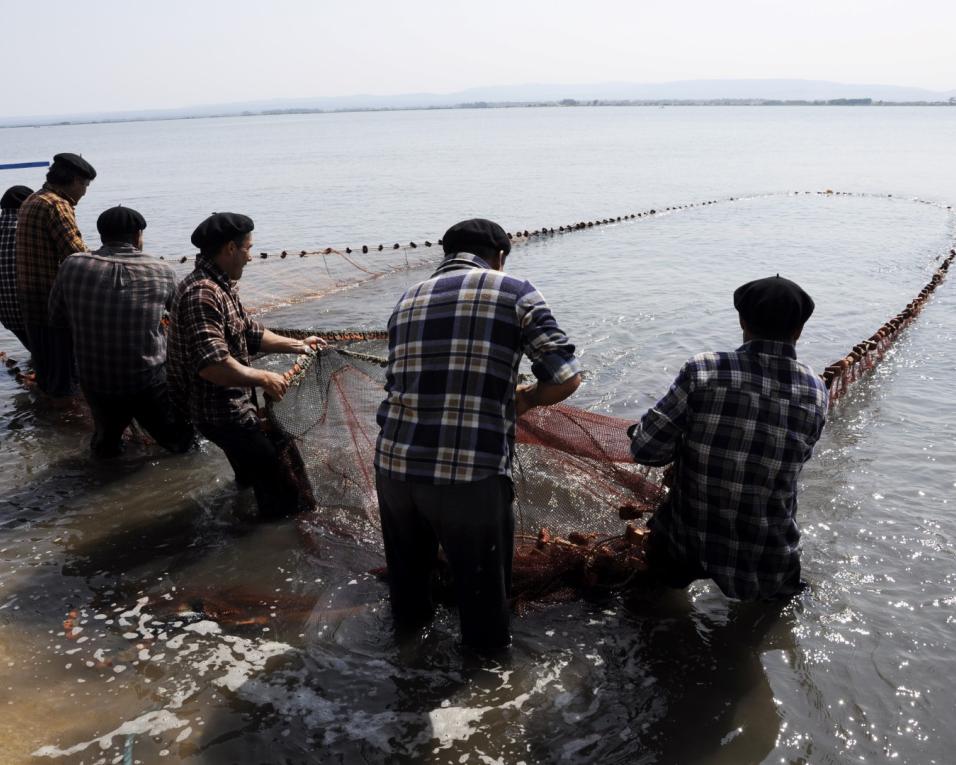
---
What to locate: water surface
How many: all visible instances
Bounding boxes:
[1,106,955,764]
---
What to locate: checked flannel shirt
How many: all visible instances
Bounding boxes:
[630,340,828,600]
[375,252,580,484]
[167,258,264,428]
[15,185,87,327]
[0,209,24,336]
[48,244,178,395]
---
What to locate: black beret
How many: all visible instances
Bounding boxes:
[442,218,511,258]
[52,153,96,180]
[0,185,33,210]
[733,275,815,336]
[97,206,147,239]
[190,212,255,251]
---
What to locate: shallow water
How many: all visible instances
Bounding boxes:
[1,107,955,763]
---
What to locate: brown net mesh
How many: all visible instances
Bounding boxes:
[262,338,663,604]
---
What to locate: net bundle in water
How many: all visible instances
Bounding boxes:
[263,337,664,605]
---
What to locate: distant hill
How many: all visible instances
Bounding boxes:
[3,79,955,127]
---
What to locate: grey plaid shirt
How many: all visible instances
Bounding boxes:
[375,252,579,484]
[630,340,828,599]
[48,244,177,394]
[0,209,24,336]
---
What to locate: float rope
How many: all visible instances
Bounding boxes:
[821,249,954,404]
[270,247,956,403]
[163,189,953,264]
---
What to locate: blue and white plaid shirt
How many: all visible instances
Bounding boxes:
[630,340,828,599]
[0,209,24,337]
[375,252,580,484]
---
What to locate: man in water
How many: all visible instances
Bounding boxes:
[0,185,34,349]
[629,276,828,600]
[48,206,194,457]
[375,218,582,652]
[167,212,322,519]
[16,153,96,396]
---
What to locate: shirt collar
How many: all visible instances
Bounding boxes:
[432,251,493,277]
[738,339,798,359]
[41,182,78,207]
[197,257,236,292]
[95,243,144,257]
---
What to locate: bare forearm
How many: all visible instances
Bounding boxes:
[199,357,268,388]
[517,374,581,415]
[259,329,305,354]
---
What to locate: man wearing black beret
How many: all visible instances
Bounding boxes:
[15,152,96,396]
[375,217,582,651]
[629,275,828,600]
[49,206,194,457]
[167,212,324,519]
[0,185,34,348]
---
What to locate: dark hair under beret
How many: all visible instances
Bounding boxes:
[190,212,255,251]
[0,185,33,210]
[51,152,97,181]
[97,205,147,239]
[733,275,815,337]
[442,218,511,258]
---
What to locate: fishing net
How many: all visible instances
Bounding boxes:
[261,249,956,606]
[261,332,665,606]
[5,189,949,607]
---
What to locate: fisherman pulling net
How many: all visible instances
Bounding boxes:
[259,246,954,610]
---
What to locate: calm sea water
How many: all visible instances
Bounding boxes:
[1,107,955,764]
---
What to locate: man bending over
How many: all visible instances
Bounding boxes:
[49,206,194,457]
[629,276,828,600]
[167,212,322,519]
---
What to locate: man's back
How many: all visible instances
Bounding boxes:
[0,208,23,337]
[376,252,578,484]
[633,339,828,599]
[49,245,176,394]
[16,187,86,327]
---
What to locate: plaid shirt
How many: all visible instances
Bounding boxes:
[630,340,828,599]
[0,209,24,335]
[167,258,264,428]
[375,252,580,484]
[15,185,87,327]
[48,244,177,395]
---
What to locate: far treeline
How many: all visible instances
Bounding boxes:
[453,97,956,108]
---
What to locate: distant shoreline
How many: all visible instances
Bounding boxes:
[3,97,954,130]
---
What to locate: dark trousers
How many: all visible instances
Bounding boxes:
[375,472,515,652]
[25,323,77,397]
[645,531,804,599]
[645,530,709,590]
[199,420,316,520]
[82,383,195,458]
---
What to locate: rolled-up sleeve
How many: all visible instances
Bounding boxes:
[245,316,264,356]
[630,363,693,466]
[181,285,231,372]
[48,199,86,260]
[516,283,580,384]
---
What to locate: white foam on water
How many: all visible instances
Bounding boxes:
[32,709,189,758]
[429,705,493,748]
[183,619,220,636]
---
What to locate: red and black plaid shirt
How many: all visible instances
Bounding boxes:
[167,258,264,427]
[15,185,87,327]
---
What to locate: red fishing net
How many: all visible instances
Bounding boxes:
[262,334,664,604]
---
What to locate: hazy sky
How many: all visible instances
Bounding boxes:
[2,0,954,117]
